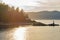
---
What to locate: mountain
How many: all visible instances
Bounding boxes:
[27,11,60,20]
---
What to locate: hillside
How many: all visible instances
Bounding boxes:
[28,11,60,20]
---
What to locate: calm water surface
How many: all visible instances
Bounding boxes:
[0,26,60,40]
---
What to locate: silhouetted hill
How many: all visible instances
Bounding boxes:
[27,11,60,20]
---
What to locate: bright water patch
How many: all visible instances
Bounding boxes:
[0,26,60,40]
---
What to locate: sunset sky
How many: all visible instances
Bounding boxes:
[2,0,60,12]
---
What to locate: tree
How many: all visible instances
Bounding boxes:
[0,3,9,23]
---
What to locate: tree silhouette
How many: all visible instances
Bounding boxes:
[0,3,31,25]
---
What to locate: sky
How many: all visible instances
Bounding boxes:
[2,0,60,12]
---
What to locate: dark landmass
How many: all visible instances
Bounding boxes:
[31,20,59,26]
[48,23,59,26]
[31,20,47,26]
[47,20,59,26]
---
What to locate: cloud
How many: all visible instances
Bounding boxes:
[31,0,60,11]
[2,0,60,12]
[36,0,60,7]
[23,0,60,11]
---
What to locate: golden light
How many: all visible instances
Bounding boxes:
[14,27,27,40]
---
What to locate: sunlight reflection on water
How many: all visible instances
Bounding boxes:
[0,26,60,40]
[13,27,28,40]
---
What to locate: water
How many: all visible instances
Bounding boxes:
[35,20,60,24]
[0,26,60,40]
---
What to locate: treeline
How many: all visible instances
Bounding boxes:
[0,3,31,24]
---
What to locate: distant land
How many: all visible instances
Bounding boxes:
[27,11,60,20]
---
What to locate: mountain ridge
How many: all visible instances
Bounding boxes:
[27,11,60,20]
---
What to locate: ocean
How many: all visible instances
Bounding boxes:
[35,20,60,24]
[0,19,60,40]
[0,26,60,40]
